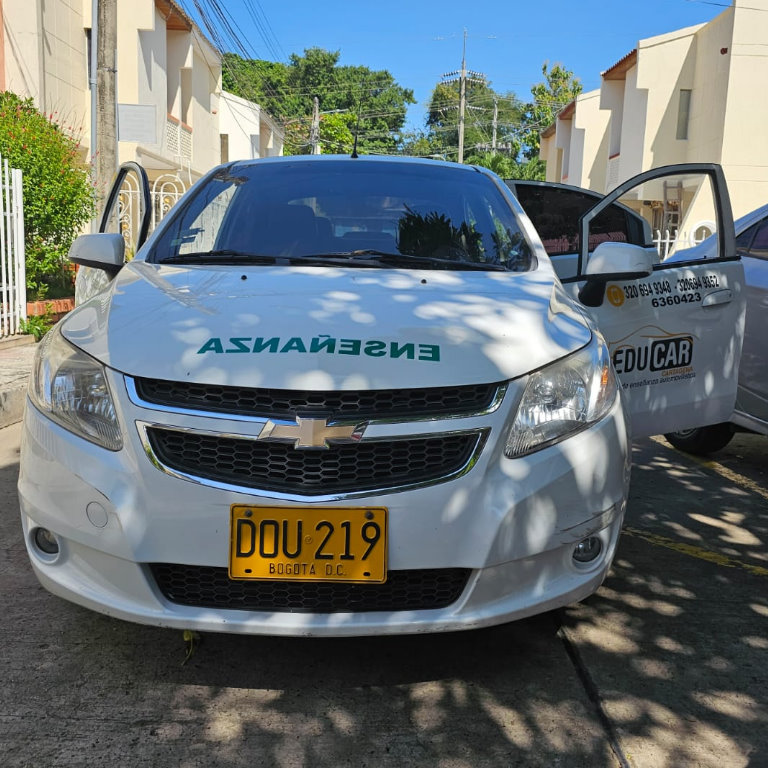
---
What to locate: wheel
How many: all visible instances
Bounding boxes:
[663,423,734,455]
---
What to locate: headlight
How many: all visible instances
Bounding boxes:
[505,334,617,458]
[29,327,123,451]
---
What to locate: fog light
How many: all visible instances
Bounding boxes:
[33,527,60,555]
[573,536,602,564]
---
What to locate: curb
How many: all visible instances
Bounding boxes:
[0,336,37,429]
[0,386,27,429]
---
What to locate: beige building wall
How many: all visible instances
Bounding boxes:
[635,25,700,172]
[4,0,88,142]
[567,89,609,191]
[189,44,222,175]
[112,3,222,182]
[720,0,768,216]
[541,90,610,192]
[3,0,226,186]
[539,125,560,181]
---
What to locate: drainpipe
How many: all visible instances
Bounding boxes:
[0,0,6,91]
[90,0,98,229]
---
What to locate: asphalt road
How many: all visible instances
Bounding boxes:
[1,422,765,767]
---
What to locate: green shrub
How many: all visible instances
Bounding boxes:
[20,304,54,341]
[0,92,96,299]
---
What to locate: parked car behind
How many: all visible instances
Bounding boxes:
[663,203,768,454]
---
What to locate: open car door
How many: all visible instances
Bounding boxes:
[74,162,151,304]
[560,164,745,438]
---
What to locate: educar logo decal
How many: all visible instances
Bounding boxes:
[610,326,696,381]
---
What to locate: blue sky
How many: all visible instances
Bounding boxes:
[185,0,728,131]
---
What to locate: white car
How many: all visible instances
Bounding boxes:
[664,203,768,453]
[18,157,745,636]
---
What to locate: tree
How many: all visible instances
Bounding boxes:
[0,92,95,299]
[519,63,582,161]
[222,49,416,155]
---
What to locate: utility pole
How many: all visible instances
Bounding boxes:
[309,96,320,155]
[458,29,467,164]
[95,0,118,206]
[441,31,487,164]
[492,97,498,153]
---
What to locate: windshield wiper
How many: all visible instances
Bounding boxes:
[159,250,281,265]
[158,249,509,271]
[301,250,509,271]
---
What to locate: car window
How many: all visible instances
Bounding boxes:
[747,219,768,260]
[151,161,535,272]
[735,222,758,251]
[510,183,648,257]
[599,171,721,266]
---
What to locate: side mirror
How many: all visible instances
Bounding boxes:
[578,242,654,307]
[68,233,126,277]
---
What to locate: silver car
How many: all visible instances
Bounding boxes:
[665,203,768,453]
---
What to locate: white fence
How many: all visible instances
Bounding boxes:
[0,158,26,338]
[654,229,708,260]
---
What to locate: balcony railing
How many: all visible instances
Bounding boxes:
[165,114,192,165]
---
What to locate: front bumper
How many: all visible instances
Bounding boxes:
[18,387,630,637]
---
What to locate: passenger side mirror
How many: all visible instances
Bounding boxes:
[578,242,654,307]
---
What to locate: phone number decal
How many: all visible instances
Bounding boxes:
[607,273,721,309]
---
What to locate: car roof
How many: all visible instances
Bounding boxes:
[735,202,768,235]
[226,154,489,177]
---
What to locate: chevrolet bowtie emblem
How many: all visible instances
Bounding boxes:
[257,417,365,449]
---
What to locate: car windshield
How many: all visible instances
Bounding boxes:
[148,159,535,272]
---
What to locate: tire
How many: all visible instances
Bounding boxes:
[663,423,735,455]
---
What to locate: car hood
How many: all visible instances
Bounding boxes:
[61,261,592,390]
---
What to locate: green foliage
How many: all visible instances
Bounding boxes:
[519,63,582,160]
[222,49,415,155]
[398,131,443,159]
[0,92,95,299]
[285,111,357,155]
[464,151,519,178]
[425,80,521,161]
[465,151,547,181]
[20,304,54,341]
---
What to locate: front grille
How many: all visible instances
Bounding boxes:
[133,377,501,421]
[146,427,482,495]
[149,564,471,613]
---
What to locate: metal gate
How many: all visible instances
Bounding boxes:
[0,156,26,338]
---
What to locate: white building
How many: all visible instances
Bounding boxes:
[1,0,282,194]
[219,90,283,162]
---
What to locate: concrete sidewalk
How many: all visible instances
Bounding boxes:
[0,335,37,429]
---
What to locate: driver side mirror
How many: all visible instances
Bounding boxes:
[578,242,654,307]
[69,233,126,278]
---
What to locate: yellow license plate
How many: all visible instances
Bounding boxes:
[229,506,387,583]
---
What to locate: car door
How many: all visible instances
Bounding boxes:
[75,162,152,304]
[733,215,768,428]
[561,164,745,438]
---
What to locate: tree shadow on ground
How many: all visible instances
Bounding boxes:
[560,434,768,768]
[2,432,766,767]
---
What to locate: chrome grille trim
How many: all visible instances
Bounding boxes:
[125,376,508,424]
[136,421,489,502]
